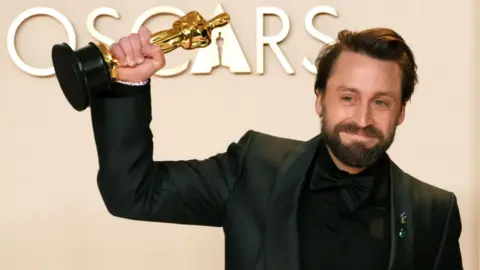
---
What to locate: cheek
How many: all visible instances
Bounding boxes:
[326,101,354,119]
[329,110,357,130]
[373,114,398,134]
[325,112,346,129]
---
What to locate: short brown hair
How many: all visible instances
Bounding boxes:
[314,28,418,104]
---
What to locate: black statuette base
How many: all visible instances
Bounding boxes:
[51,42,112,111]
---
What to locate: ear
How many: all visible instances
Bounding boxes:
[397,105,406,126]
[315,89,324,117]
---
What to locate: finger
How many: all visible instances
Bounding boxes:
[119,37,135,67]
[132,60,158,79]
[143,45,165,70]
[138,26,151,47]
[129,33,144,64]
[110,42,127,66]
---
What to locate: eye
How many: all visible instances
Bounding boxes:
[340,96,354,102]
[372,99,390,108]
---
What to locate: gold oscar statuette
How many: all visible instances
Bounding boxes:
[51,11,230,111]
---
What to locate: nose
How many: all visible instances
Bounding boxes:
[353,104,374,128]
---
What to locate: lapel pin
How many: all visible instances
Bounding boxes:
[399,212,408,238]
[400,212,408,224]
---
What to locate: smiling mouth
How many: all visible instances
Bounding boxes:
[342,131,377,140]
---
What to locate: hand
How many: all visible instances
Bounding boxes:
[110,26,166,82]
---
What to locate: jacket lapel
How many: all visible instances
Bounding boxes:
[263,135,415,270]
[388,161,415,270]
[264,134,321,270]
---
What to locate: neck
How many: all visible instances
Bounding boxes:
[325,146,365,174]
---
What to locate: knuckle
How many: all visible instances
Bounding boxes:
[159,60,166,69]
[119,37,129,47]
[111,44,122,56]
[145,28,152,36]
[111,48,120,57]
[139,27,151,38]
[110,42,119,50]
[130,36,141,49]
[129,33,139,41]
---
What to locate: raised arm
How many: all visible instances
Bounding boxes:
[88,26,252,227]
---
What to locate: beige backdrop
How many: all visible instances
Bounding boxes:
[476,0,480,265]
[476,0,480,268]
[1,0,478,269]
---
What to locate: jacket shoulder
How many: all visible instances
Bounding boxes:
[236,129,304,167]
[400,169,462,265]
[406,173,456,205]
[400,170,459,230]
[240,129,303,152]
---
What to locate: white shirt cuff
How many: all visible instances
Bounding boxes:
[115,79,149,86]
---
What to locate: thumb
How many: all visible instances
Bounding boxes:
[143,44,165,70]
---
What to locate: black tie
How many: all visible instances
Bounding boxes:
[311,170,374,211]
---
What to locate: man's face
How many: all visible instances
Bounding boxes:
[315,50,406,168]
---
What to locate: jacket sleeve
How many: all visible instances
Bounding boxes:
[89,81,253,227]
[434,193,463,270]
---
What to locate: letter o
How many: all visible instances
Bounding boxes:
[7,7,76,77]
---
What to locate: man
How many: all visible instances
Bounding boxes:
[88,26,463,269]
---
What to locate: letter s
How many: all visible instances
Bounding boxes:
[303,6,337,74]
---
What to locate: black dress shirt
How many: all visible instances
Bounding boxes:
[298,138,391,270]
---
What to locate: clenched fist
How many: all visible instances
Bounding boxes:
[110,26,166,82]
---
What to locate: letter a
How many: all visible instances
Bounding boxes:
[191,4,251,74]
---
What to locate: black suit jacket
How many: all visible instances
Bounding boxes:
[89,84,463,270]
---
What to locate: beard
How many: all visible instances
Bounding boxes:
[320,109,397,169]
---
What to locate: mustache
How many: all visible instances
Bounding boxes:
[334,122,383,139]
